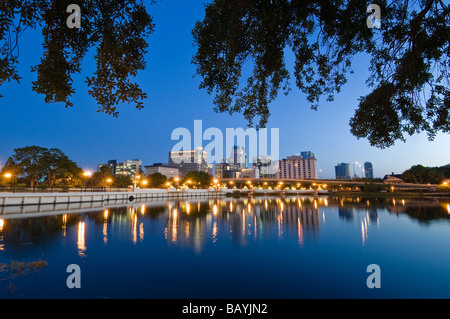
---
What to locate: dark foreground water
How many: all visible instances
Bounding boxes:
[1,196,450,299]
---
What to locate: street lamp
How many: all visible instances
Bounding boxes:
[106,178,113,191]
[4,173,15,192]
[83,171,93,178]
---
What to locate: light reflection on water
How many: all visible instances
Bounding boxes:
[2,196,450,254]
[0,196,450,298]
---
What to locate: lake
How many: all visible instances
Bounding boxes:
[1,195,450,299]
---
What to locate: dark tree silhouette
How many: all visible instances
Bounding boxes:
[192,0,449,148]
[1,0,154,116]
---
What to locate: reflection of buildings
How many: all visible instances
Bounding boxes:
[339,207,355,221]
[17,198,450,257]
[163,197,323,250]
[164,201,211,253]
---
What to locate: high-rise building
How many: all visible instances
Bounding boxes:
[169,147,209,176]
[276,153,318,179]
[227,145,247,168]
[97,159,142,177]
[364,162,374,179]
[253,155,277,179]
[335,163,351,180]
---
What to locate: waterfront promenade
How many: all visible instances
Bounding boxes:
[0,187,331,217]
[0,189,225,217]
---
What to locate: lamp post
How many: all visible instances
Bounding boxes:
[106,178,112,192]
[83,171,92,192]
[4,173,14,193]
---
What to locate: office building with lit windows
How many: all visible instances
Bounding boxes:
[276,153,318,179]
[97,159,142,177]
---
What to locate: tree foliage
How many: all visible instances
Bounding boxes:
[112,174,133,188]
[192,0,450,148]
[1,0,154,115]
[86,165,112,187]
[147,172,167,188]
[182,170,212,188]
[2,145,82,186]
[402,164,450,184]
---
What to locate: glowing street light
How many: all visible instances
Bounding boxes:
[83,171,93,178]
[4,173,16,192]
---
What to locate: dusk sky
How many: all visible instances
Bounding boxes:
[1,0,449,179]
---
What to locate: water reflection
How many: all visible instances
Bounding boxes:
[77,221,86,257]
[0,197,449,255]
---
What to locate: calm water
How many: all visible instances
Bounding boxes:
[1,196,450,299]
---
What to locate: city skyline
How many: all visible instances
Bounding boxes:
[0,0,449,180]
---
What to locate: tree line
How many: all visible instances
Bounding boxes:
[401,164,450,184]
[0,145,213,189]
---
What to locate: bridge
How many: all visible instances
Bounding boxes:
[218,178,439,191]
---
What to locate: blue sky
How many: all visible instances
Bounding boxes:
[1,0,449,179]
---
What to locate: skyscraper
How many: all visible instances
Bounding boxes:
[227,145,247,168]
[364,162,374,179]
[335,163,351,180]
